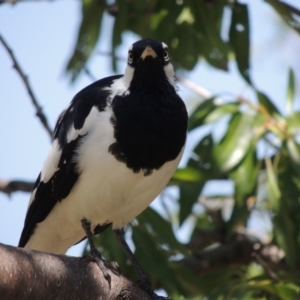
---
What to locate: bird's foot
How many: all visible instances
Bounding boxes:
[84,248,120,289]
[137,275,172,300]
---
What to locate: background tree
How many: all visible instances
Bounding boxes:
[1,0,300,299]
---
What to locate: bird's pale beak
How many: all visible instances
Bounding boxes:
[141,46,157,60]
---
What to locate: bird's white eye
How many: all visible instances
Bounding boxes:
[163,49,169,61]
[128,51,133,64]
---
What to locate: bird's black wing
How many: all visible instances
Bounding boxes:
[18,75,122,247]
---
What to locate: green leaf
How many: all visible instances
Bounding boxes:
[213,112,255,173]
[286,138,300,176]
[188,97,217,131]
[229,1,252,84]
[227,145,258,231]
[204,102,240,124]
[179,182,204,226]
[66,0,105,82]
[169,22,199,70]
[274,283,300,300]
[265,0,300,35]
[286,112,300,133]
[137,207,187,254]
[189,133,220,178]
[257,90,281,116]
[286,68,295,113]
[111,1,154,70]
[191,0,230,71]
[230,145,258,198]
[132,225,179,292]
[273,154,300,271]
[265,156,281,211]
[273,211,298,271]
[152,3,198,70]
[171,167,207,183]
[188,98,240,131]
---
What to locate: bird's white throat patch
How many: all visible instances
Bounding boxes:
[106,65,134,99]
[164,63,178,91]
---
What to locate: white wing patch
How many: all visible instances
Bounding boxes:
[67,106,99,143]
[40,139,62,183]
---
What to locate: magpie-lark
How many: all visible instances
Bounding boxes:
[19,38,187,299]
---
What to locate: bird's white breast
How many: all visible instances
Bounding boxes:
[72,106,183,228]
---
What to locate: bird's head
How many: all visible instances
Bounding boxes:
[123,39,177,91]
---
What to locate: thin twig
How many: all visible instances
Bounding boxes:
[97,50,126,61]
[83,66,97,82]
[176,76,227,109]
[0,179,34,195]
[0,33,53,140]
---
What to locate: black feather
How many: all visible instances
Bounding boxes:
[18,75,122,247]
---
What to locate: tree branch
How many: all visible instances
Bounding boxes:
[182,233,287,276]
[0,179,34,195]
[0,243,151,300]
[0,33,53,140]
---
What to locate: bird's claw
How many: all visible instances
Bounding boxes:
[104,260,121,276]
[82,248,121,289]
[136,277,172,300]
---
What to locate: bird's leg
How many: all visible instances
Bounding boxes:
[81,218,120,288]
[114,228,171,300]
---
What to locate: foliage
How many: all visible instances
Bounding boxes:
[78,1,300,299]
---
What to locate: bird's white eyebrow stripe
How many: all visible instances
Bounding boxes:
[162,42,168,49]
[128,45,133,51]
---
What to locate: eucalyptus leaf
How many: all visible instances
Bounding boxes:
[179,182,204,226]
[286,68,295,113]
[172,167,207,183]
[188,98,240,131]
[137,207,187,254]
[132,225,179,292]
[229,1,252,84]
[66,0,105,82]
[286,138,300,176]
[191,0,229,70]
[213,112,255,173]
[188,97,218,131]
[227,145,258,231]
[257,90,281,116]
[265,0,300,35]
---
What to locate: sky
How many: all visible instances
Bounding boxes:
[0,0,299,257]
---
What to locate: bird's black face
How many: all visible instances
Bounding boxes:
[127,39,170,68]
[123,39,176,90]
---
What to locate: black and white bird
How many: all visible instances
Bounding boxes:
[19,38,187,298]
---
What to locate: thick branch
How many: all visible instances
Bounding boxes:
[0,33,53,140]
[0,243,151,300]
